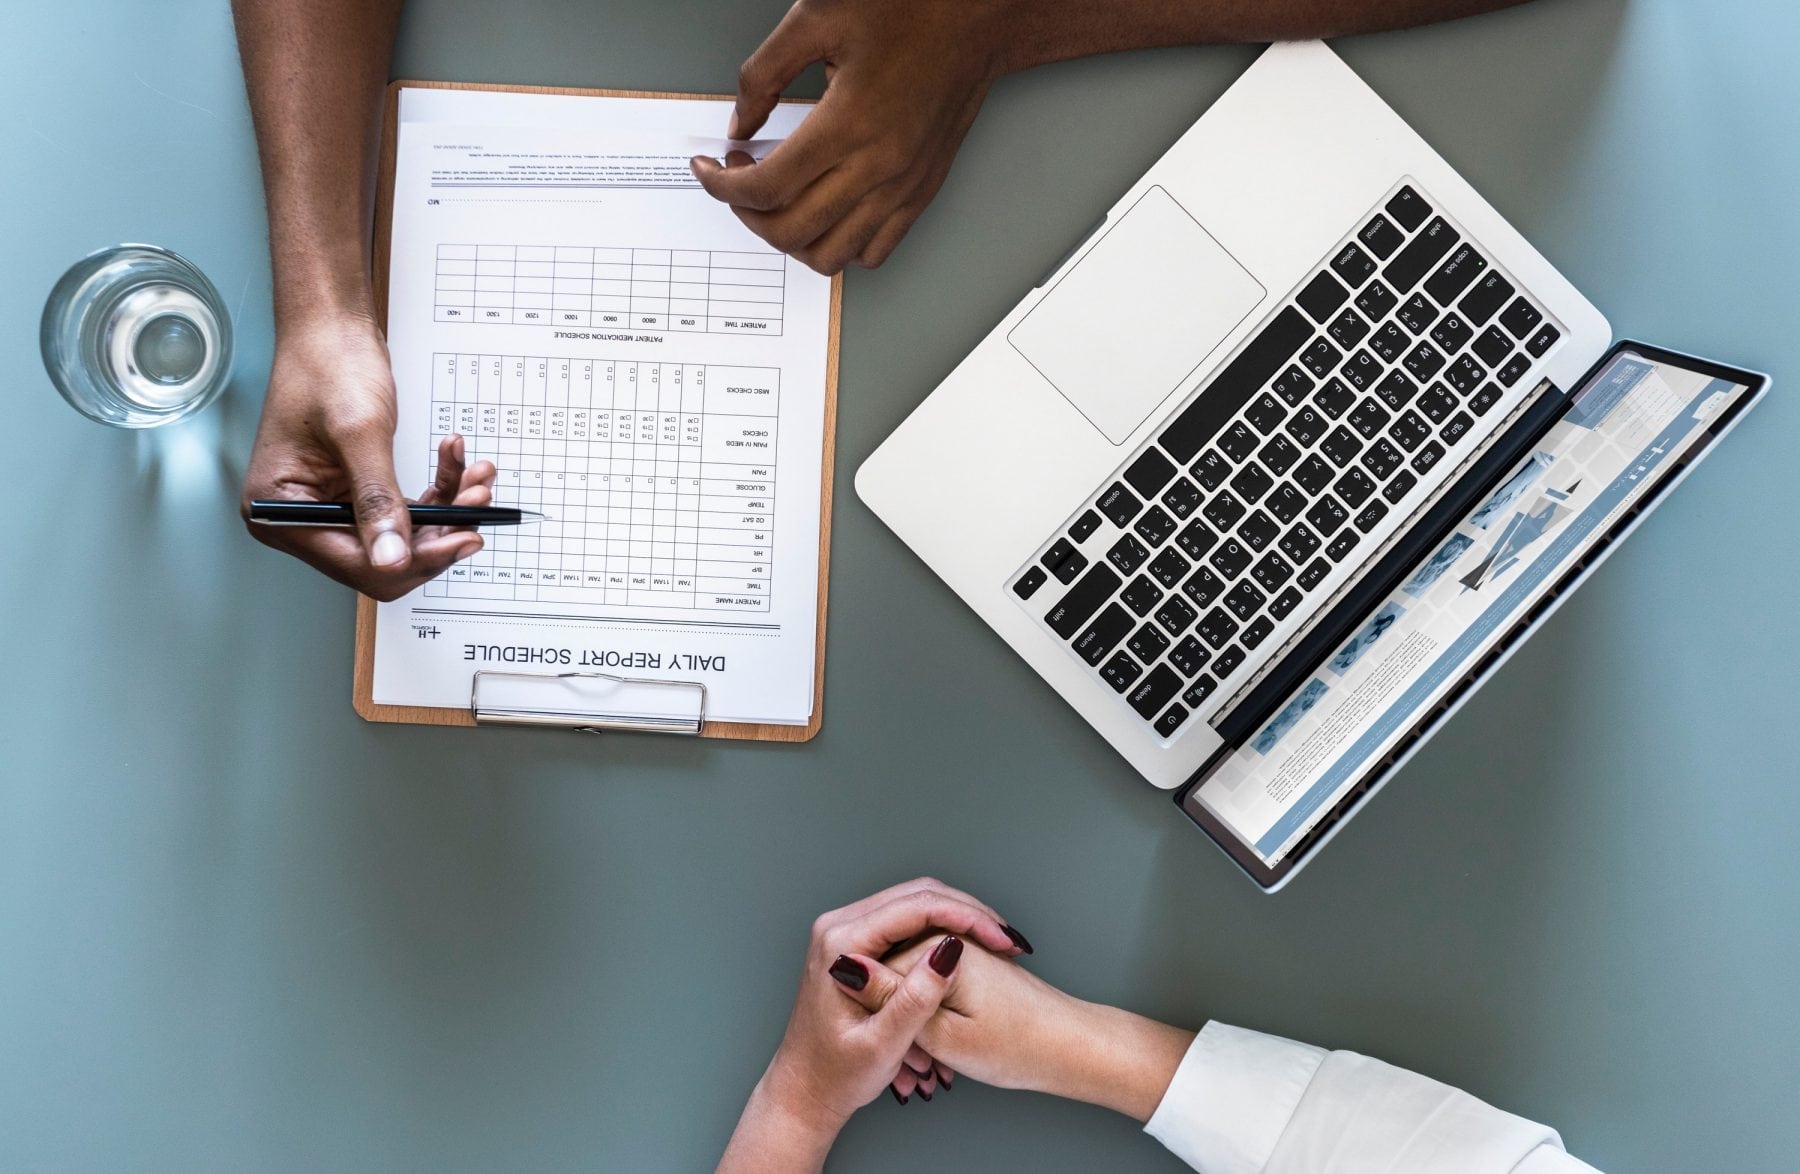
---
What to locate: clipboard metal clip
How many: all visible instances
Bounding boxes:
[470,670,708,736]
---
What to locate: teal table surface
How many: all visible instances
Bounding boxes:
[3,2,1797,1171]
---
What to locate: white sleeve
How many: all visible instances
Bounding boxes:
[1143,1022,1602,1174]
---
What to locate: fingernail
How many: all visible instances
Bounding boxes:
[1002,924,1035,955]
[918,1088,933,1103]
[928,935,963,977]
[828,955,868,991]
[890,1087,908,1107]
[453,434,465,459]
[727,111,742,140]
[936,1065,953,1089]
[370,529,408,568]
[905,1062,931,1080]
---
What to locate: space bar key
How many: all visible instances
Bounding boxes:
[1158,306,1312,463]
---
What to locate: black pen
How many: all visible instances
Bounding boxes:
[248,501,548,527]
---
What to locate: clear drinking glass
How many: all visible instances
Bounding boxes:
[40,244,234,428]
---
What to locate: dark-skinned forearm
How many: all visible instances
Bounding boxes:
[231,0,406,329]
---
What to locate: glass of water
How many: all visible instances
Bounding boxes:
[40,244,234,428]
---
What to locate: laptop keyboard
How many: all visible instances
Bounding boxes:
[1012,181,1564,741]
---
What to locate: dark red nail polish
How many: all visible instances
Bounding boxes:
[918,1088,933,1102]
[936,1064,953,1089]
[1002,924,1035,955]
[905,1062,931,1079]
[828,955,868,991]
[929,935,963,977]
[890,1087,908,1106]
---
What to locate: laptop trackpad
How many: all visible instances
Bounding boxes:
[1009,186,1265,445]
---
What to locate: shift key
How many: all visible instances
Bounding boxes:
[1045,564,1122,638]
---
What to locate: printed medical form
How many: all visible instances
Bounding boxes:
[370,88,834,725]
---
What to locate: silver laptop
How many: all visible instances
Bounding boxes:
[856,42,1766,887]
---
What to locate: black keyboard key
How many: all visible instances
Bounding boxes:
[1269,586,1303,621]
[1218,421,1260,463]
[1175,518,1218,560]
[1439,411,1473,445]
[1045,563,1121,637]
[1293,454,1334,495]
[1296,271,1349,323]
[1097,482,1142,528]
[1473,325,1513,368]
[1424,244,1487,305]
[1329,242,1377,289]
[1469,383,1503,416]
[1313,377,1356,419]
[1241,615,1276,651]
[1300,337,1343,380]
[1348,399,1391,440]
[1385,216,1458,292]
[1334,466,1377,507]
[1444,355,1485,395]
[1280,521,1323,563]
[1415,383,1457,423]
[1527,322,1561,356]
[1212,645,1247,678]
[1304,496,1347,537]
[1108,533,1149,574]
[1245,392,1289,435]
[1100,650,1142,693]
[1497,353,1532,387]
[1459,271,1515,326]
[1353,499,1389,533]
[1014,566,1047,599]
[1499,297,1543,339]
[1320,425,1364,467]
[1209,537,1251,579]
[1370,322,1410,364]
[1154,703,1190,737]
[1239,509,1280,552]
[1285,407,1326,448]
[1043,536,1078,573]
[1258,435,1300,477]
[1183,566,1226,608]
[1229,463,1274,504]
[1190,450,1231,492]
[1251,550,1295,593]
[1359,214,1405,258]
[1182,674,1219,708]
[1161,478,1202,520]
[1155,595,1198,636]
[1360,437,1403,480]
[1202,490,1246,531]
[1403,340,1447,382]
[1296,557,1331,592]
[1327,529,1361,561]
[1148,546,1191,589]
[1069,509,1102,543]
[1340,349,1381,392]
[1390,410,1431,452]
[1382,468,1418,504]
[1049,546,1087,583]
[1271,365,1315,407]
[1123,448,1178,498]
[1196,607,1240,649]
[1410,441,1447,475]
[1397,292,1439,336]
[1121,574,1164,617]
[1264,482,1306,524]
[1374,369,1419,412]
[1429,311,1474,356]
[1328,307,1371,350]
[1134,504,1177,547]
[1128,622,1171,663]
[1169,636,1210,677]
[1073,604,1134,665]
[1386,185,1431,231]
[1223,580,1266,622]
[1159,306,1312,462]
[1355,278,1399,323]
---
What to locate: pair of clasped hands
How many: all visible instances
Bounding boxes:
[717,877,1194,1171]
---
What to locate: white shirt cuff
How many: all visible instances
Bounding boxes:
[1144,1021,1325,1174]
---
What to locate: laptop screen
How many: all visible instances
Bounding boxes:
[1186,347,1763,873]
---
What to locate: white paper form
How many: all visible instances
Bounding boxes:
[371,89,832,724]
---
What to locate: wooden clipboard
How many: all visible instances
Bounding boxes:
[353,80,839,742]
